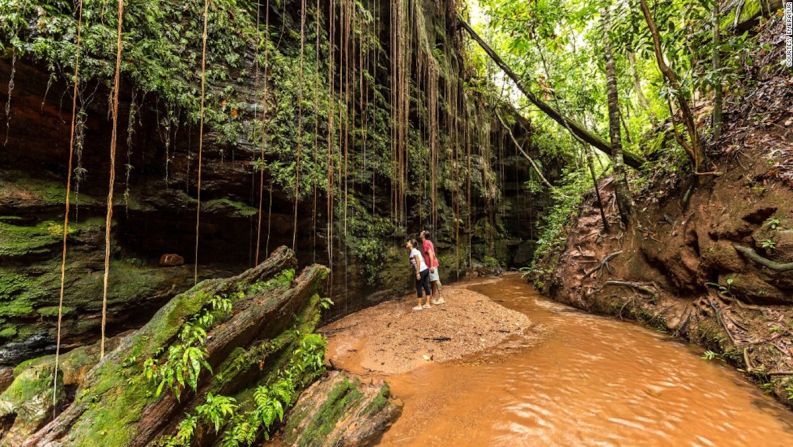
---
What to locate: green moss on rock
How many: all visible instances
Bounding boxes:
[0,324,18,339]
[0,170,100,207]
[36,305,75,318]
[362,382,391,416]
[0,218,65,258]
[203,198,259,218]
[0,339,109,443]
[294,378,364,447]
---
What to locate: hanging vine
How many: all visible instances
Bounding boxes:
[193,0,210,284]
[326,0,336,284]
[254,0,270,266]
[292,0,307,251]
[123,90,138,216]
[312,0,321,263]
[99,0,125,359]
[52,0,84,414]
[3,50,15,146]
[390,0,409,225]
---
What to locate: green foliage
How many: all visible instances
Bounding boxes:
[523,167,591,289]
[482,256,500,269]
[198,393,239,433]
[760,239,776,252]
[142,268,296,399]
[143,293,234,398]
[342,196,397,285]
[702,350,719,361]
[475,0,760,165]
[222,332,325,445]
[0,0,262,141]
[319,297,334,311]
[158,332,327,447]
[166,416,198,447]
[786,379,793,401]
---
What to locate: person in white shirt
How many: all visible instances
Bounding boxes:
[406,239,432,311]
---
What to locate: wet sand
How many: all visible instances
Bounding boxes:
[322,279,533,375]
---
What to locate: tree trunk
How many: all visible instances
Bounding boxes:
[457,17,645,169]
[25,247,330,447]
[638,0,705,173]
[601,5,632,225]
[586,147,609,232]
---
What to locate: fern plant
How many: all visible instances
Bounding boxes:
[143,293,233,398]
[198,393,239,433]
[220,332,327,446]
[156,331,327,447]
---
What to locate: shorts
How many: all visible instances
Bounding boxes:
[429,267,440,282]
[415,269,431,297]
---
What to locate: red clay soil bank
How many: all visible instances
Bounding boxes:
[544,18,793,406]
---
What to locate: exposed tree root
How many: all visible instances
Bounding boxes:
[584,250,622,278]
[706,294,739,346]
[715,292,768,312]
[618,296,635,320]
[674,305,694,337]
[604,280,656,296]
[733,244,793,272]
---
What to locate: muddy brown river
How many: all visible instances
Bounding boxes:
[375,275,793,446]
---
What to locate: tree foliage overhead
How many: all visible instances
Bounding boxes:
[467,0,772,278]
[471,0,759,164]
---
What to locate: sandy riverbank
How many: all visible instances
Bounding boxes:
[321,278,535,375]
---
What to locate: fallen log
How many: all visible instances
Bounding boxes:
[457,17,644,169]
[24,247,330,447]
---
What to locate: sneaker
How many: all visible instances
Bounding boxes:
[431,298,445,305]
[422,303,431,309]
[412,305,424,311]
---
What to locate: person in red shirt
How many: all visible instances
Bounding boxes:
[420,230,444,305]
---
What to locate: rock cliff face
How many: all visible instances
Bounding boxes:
[543,18,793,406]
[0,0,544,369]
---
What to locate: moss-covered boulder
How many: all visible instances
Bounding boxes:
[0,335,124,445]
[281,371,402,447]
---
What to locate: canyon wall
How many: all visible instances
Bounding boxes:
[0,0,545,365]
